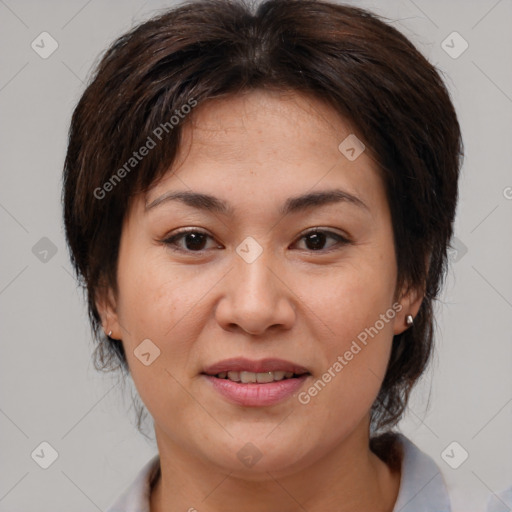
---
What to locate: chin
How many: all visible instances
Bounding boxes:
[199,432,315,479]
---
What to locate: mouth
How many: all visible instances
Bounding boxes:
[201,358,311,406]
[201,357,311,381]
[207,370,309,383]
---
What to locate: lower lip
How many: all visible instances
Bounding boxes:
[203,374,309,407]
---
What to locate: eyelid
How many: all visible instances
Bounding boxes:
[292,228,352,251]
[298,227,351,241]
[161,227,352,254]
[162,227,218,252]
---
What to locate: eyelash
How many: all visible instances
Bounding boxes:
[161,228,351,254]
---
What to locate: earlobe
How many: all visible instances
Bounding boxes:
[95,287,121,340]
[393,282,425,336]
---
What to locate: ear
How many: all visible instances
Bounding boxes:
[393,252,430,335]
[393,280,425,336]
[95,285,122,340]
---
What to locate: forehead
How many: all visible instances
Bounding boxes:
[141,89,386,219]
[181,89,357,160]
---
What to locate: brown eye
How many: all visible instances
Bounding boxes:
[162,228,351,255]
[295,229,351,252]
[163,230,217,252]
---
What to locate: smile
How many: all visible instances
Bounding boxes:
[214,370,305,383]
[201,357,311,406]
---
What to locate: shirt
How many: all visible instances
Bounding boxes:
[105,433,452,512]
[485,486,512,512]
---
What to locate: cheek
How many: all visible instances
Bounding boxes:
[296,253,397,412]
[302,254,396,349]
[115,253,214,394]
[115,258,201,425]
[117,251,196,338]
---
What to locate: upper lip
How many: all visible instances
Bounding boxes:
[202,357,310,375]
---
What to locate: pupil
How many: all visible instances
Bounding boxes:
[306,232,325,250]
[183,232,327,251]
[186,233,206,250]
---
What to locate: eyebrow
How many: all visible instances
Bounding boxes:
[144,188,369,216]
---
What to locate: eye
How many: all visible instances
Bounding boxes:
[293,229,351,252]
[162,229,219,253]
[161,228,351,254]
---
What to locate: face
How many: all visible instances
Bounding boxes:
[100,89,420,478]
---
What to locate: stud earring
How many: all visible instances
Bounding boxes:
[405,315,414,326]
[108,330,112,337]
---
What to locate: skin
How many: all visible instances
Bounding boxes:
[98,89,424,512]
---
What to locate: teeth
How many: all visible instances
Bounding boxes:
[256,372,274,383]
[241,371,257,383]
[227,371,241,382]
[215,370,298,383]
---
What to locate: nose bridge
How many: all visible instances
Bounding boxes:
[216,237,295,335]
[235,242,276,304]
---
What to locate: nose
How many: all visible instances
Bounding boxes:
[214,249,296,336]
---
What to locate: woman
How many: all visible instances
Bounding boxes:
[62,0,464,510]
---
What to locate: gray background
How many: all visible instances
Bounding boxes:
[1,0,511,511]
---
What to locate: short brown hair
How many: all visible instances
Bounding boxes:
[62,0,463,435]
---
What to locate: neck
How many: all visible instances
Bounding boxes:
[150,428,401,512]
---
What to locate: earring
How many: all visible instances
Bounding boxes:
[405,315,414,326]
[108,330,112,337]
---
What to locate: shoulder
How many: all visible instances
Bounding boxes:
[485,485,512,512]
[105,454,160,512]
[391,433,452,512]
